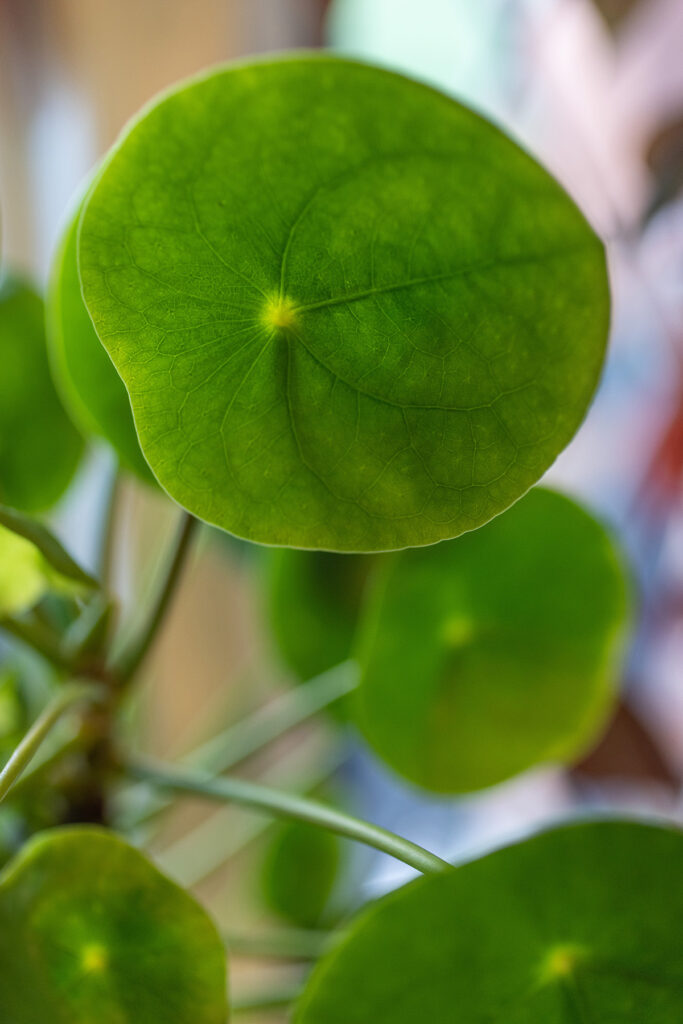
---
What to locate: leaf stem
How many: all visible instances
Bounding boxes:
[98,464,123,586]
[119,661,357,830]
[231,979,304,1015]
[0,683,103,803]
[225,927,330,960]
[115,512,197,684]
[0,614,71,672]
[126,756,449,876]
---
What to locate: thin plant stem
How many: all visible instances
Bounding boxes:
[115,512,197,684]
[0,615,71,673]
[153,741,346,887]
[231,979,304,1015]
[127,756,450,876]
[118,661,357,830]
[0,683,103,803]
[225,927,330,960]
[8,732,84,799]
[98,464,123,586]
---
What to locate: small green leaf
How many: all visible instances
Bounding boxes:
[260,819,341,929]
[0,525,54,616]
[79,56,609,551]
[0,505,97,590]
[355,488,631,792]
[0,826,228,1024]
[295,821,683,1024]
[0,276,82,512]
[47,204,155,484]
[266,549,375,682]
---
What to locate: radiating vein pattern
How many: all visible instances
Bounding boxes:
[79,57,609,550]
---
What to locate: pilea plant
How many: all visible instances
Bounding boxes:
[0,53,679,1022]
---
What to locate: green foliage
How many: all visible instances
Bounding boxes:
[79,56,608,551]
[355,488,630,792]
[260,819,340,929]
[266,548,374,682]
[0,276,82,511]
[0,507,95,619]
[0,505,97,590]
[47,204,155,483]
[295,821,683,1023]
[0,827,228,1024]
[0,525,54,616]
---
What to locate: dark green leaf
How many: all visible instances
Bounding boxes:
[0,505,97,589]
[79,56,609,551]
[0,276,82,511]
[295,821,683,1024]
[355,488,631,792]
[260,819,341,929]
[266,548,375,683]
[0,826,228,1024]
[47,204,155,483]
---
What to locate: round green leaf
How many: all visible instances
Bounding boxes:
[0,276,82,511]
[47,205,155,483]
[295,820,683,1024]
[0,826,228,1024]
[79,56,609,551]
[266,549,375,682]
[355,488,630,792]
[260,819,341,929]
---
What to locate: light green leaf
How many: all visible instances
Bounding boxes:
[355,488,631,792]
[79,56,609,551]
[0,276,82,512]
[260,819,341,929]
[0,525,54,616]
[0,505,97,590]
[47,204,155,484]
[266,549,375,683]
[0,826,228,1024]
[295,821,683,1024]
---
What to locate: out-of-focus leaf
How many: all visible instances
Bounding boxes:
[0,526,54,617]
[260,819,341,929]
[0,276,83,511]
[0,827,228,1024]
[47,205,155,484]
[266,549,375,684]
[0,505,97,590]
[355,488,631,792]
[79,56,609,550]
[295,821,683,1024]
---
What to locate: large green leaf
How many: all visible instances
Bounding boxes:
[47,204,155,483]
[0,827,228,1024]
[355,488,630,792]
[79,55,609,551]
[295,820,683,1023]
[0,276,82,511]
[266,548,375,682]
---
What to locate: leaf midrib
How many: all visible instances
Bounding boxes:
[290,243,592,316]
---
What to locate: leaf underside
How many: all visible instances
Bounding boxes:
[47,207,155,484]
